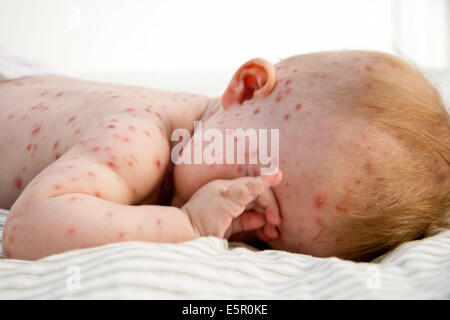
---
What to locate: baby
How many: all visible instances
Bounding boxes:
[1,50,449,261]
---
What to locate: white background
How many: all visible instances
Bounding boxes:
[0,0,448,96]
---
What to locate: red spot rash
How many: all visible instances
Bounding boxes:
[106,212,113,217]
[284,114,290,121]
[119,232,125,239]
[26,144,32,151]
[107,125,116,129]
[125,108,135,112]
[87,171,95,177]
[8,114,14,120]
[128,161,133,167]
[55,92,63,97]
[92,146,100,152]
[67,228,76,235]
[122,137,130,143]
[365,65,372,71]
[275,95,282,103]
[4,249,11,259]
[66,116,76,124]
[107,161,118,169]
[285,79,292,85]
[315,195,325,209]
[295,104,302,111]
[155,159,161,169]
[31,126,41,135]
[14,178,23,190]
[74,128,81,135]
[315,217,324,227]
[53,141,59,149]
[253,108,260,114]
[128,125,135,131]
[55,153,60,160]
[94,191,101,198]
[335,206,348,213]
[145,130,151,137]
[53,184,62,190]
[355,178,361,184]
[157,219,162,225]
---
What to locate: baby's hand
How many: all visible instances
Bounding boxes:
[181,170,282,239]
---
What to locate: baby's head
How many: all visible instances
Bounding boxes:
[173,50,450,261]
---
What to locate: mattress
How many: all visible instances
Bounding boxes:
[0,209,449,299]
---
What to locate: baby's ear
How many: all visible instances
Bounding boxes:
[221,58,276,110]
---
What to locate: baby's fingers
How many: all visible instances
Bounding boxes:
[224,211,266,239]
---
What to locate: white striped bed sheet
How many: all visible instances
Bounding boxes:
[0,208,449,299]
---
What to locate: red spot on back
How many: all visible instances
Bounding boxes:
[14,178,23,190]
[315,195,325,209]
[66,116,76,124]
[31,126,41,135]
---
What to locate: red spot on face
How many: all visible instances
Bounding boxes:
[315,217,324,227]
[335,206,348,213]
[155,159,161,169]
[14,177,23,190]
[275,95,282,103]
[284,114,290,121]
[295,103,302,111]
[107,161,117,169]
[128,161,133,167]
[253,108,260,114]
[315,195,325,209]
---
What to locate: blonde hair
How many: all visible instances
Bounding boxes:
[334,52,450,261]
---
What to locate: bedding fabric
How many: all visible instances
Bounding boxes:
[0,209,449,299]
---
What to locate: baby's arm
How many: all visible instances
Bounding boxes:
[3,114,196,260]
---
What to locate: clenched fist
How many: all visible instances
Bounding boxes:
[181,170,282,240]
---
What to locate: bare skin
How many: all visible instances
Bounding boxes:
[1,50,395,260]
